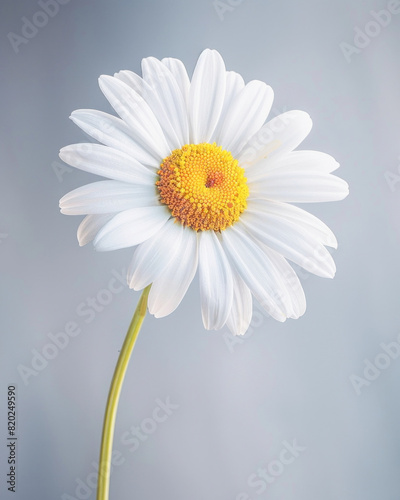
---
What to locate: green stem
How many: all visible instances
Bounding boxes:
[96,285,151,500]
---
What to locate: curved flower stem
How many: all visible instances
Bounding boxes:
[96,285,151,500]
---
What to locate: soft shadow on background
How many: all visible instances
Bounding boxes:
[1,0,400,499]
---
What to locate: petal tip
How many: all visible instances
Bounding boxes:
[98,74,111,89]
[58,147,68,161]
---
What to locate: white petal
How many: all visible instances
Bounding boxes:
[114,70,143,95]
[226,271,253,336]
[127,219,183,290]
[238,110,312,166]
[261,246,306,319]
[59,144,157,184]
[70,110,159,168]
[142,57,189,148]
[148,228,198,318]
[198,231,233,330]
[246,199,337,248]
[77,214,114,246]
[93,206,170,251]
[218,81,274,157]
[60,181,159,215]
[246,150,340,182]
[240,210,336,278]
[98,75,170,160]
[115,71,181,151]
[189,49,226,143]
[221,225,290,322]
[248,169,349,203]
[161,57,190,106]
[211,71,245,142]
[274,150,340,173]
[115,64,188,152]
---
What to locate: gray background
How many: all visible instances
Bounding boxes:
[1,0,400,499]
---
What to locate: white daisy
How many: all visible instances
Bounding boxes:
[59,49,348,335]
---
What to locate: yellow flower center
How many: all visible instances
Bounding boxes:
[156,143,249,231]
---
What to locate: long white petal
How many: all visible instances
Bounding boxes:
[198,231,233,330]
[60,181,159,215]
[189,49,226,143]
[70,109,159,168]
[227,227,296,319]
[148,228,198,318]
[249,169,349,203]
[59,144,156,184]
[240,211,336,278]
[77,214,114,246]
[98,75,170,160]
[273,150,340,173]
[245,150,340,182]
[115,71,181,151]
[114,70,143,95]
[238,110,312,166]
[162,57,191,107]
[260,245,306,319]
[246,199,337,248]
[218,81,274,157]
[226,270,253,336]
[127,219,183,290]
[211,71,245,142]
[221,225,290,322]
[142,57,189,148]
[93,206,170,251]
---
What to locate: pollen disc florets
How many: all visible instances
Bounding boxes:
[156,143,249,231]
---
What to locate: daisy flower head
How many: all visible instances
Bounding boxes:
[59,49,349,336]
